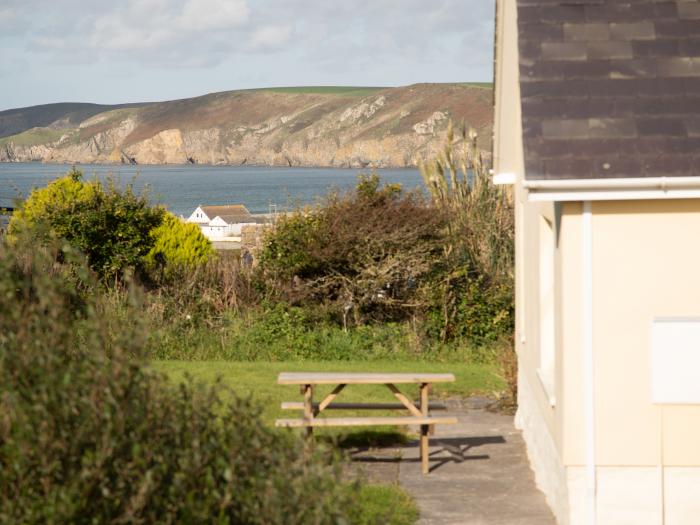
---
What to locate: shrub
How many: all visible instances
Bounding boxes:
[259,174,445,327]
[144,212,215,279]
[8,168,164,281]
[420,124,515,344]
[0,239,355,524]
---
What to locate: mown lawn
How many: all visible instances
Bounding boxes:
[154,359,503,430]
[155,359,500,524]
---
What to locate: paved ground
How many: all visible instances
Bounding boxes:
[348,400,556,525]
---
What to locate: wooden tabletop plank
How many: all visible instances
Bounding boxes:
[277,372,456,385]
[280,401,448,411]
[275,416,458,427]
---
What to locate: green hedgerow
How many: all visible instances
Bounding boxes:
[0,238,355,524]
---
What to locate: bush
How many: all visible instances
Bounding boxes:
[259,174,445,327]
[144,212,215,279]
[8,168,164,281]
[420,124,514,344]
[0,239,355,524]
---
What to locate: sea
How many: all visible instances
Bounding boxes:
[0,163,424,217]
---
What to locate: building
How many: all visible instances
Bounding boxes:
[494,1,700,524]
[187,204,257,241]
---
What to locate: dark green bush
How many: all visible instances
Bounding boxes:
[259,174,445,327]
[0,240,354,524]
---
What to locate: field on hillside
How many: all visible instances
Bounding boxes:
[0,83,494,167]
[260,86,387,96]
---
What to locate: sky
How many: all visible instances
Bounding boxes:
[0,0,495,111]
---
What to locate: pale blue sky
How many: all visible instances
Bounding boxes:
[0,0,495,111]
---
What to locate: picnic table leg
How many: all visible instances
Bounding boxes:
[428,384,435,435]
[420,382,429,474]
[303,384,314,439]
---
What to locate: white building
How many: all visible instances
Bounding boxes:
[187,204,257,241]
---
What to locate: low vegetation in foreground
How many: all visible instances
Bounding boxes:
[0,127,515,523]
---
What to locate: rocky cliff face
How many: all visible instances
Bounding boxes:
[0,84,492,168]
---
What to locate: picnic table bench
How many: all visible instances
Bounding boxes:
[275,372,458,474]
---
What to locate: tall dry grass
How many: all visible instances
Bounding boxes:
[419,123,514,284]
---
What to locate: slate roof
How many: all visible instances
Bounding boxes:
[517,0,700,180]
[201,205,253,224]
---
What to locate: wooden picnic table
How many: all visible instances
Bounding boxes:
[275,372,457,474]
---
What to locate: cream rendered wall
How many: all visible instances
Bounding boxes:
[494,0,567,465]
[592,199,700,467]
[495,1,700,522]
[494,0,571,521]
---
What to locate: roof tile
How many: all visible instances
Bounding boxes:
[587,41,633,60]
[517,0,700,180]
[563,22,610,41]
[634,117,686,137]
[678,2,700,20]
[541,42,588,61]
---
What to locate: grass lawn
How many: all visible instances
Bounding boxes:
[349,484,419,525]
[154,359,503,438]
[155,359,499,524]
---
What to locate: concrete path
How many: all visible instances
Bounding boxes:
[349,400,556,525]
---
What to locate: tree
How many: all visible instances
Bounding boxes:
[9,169,163,281]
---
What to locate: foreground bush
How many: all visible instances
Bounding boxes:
[0,240,353,524]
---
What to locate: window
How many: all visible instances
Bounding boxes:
[538,215,556,405]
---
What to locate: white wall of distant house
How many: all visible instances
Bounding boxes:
[200,222,257,239]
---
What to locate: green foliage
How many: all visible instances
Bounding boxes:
[0,127,67,147]
[348,484,419,525]
[260,211,329,280]
[0,240,357,524]
[148,301,487,363]
[259,174,445,327]
[9,169,164,281]
[420,124,515,344]
[261,86,386,96]
[145,212,215,278]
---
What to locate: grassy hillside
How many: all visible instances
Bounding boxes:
[0,127,66,147]
[0,83,494,167]
[260,86,388,96]
[0,102,146,139]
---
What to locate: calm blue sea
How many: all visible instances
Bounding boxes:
[0,163,424,217]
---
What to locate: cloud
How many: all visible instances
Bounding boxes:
[88,0,249,55]
[2,0,494,110]
[248,25,292,52]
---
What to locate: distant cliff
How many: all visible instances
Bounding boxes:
[0,84,492,168]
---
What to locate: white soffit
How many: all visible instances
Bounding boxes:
[524,177,700,202]
[651,318,700,405]
[492,172,516,185]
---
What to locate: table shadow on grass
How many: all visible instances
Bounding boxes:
[320,428,411,449]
